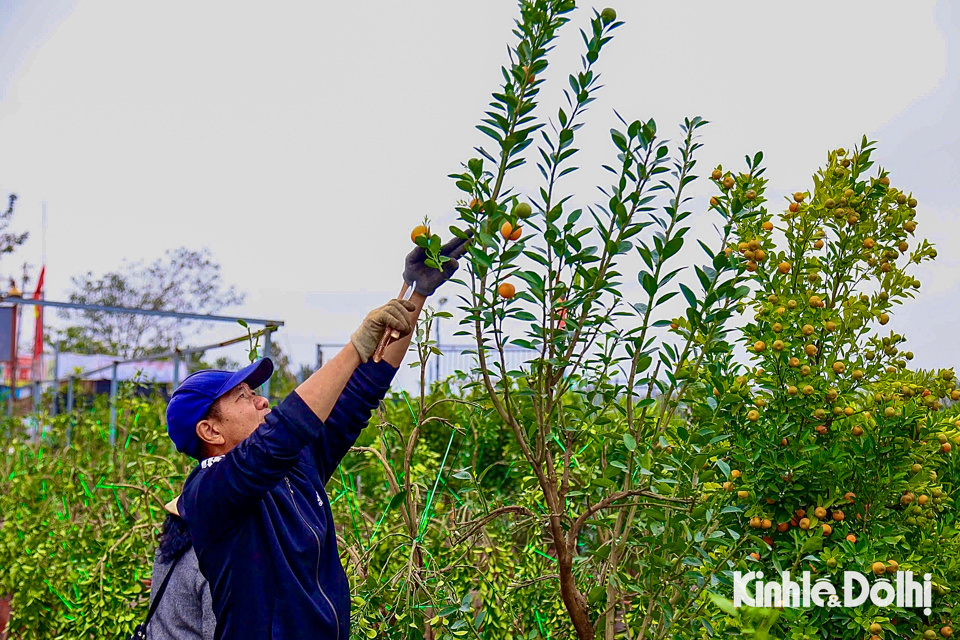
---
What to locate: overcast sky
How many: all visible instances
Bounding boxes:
[0,0,957,392]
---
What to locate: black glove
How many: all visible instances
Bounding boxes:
[402,232,473,296]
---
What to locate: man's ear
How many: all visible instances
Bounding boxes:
[196,419,225,447]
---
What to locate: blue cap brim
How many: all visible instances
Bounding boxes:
[213,358,274,402]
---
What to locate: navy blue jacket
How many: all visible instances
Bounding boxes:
[180,359,398,640]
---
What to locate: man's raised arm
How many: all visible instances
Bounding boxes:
[294,297,418,421]
[305,293,426,483]
[299,232,471,481]
[177,299,417,537]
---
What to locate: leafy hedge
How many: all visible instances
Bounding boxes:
[0,386,189,638]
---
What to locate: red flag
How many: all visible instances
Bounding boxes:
[32,266,44,364]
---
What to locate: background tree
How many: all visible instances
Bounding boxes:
[262,342,299,399]
[0,193,29,262]
[191,340,299,401]
[189,353,241,372]
[0,193,30,290]
[53,247,245,358]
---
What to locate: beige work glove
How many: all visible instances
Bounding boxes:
[351,298,417,363]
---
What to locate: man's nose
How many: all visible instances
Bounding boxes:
[255,395,270,410]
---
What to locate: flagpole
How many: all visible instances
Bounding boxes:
[36,203,46,382]
[32,269,44,383]
[41,202,46,268]
[15,266,26,396]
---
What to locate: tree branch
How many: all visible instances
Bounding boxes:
[568,490,692,548]
[453,505,537,546]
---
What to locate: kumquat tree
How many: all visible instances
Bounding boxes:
[0,2,958,640]
[340,1,960,639]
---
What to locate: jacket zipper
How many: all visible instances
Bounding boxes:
[285,475,340,640]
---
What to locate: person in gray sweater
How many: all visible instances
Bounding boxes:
[147,497,216,640]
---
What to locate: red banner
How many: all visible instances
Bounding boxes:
[33,266,44,364]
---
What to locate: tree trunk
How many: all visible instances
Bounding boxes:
[556,538,593,640]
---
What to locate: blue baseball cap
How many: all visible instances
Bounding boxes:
[166,358,274,459]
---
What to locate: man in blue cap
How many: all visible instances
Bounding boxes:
[164,237,469,640]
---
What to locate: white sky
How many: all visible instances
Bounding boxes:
[0,0,957,392]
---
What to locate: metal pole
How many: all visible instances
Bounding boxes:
[52,343,60,416]
[1,296,284,328]
[262,328,272,400]
[316,344,323,369]
[13,299,22,407]
[32,381,39,414]
[173,352,180,391]
[8,302,17,418]
[79,331,264,380]
[109,362,118,447]
[66,376,74,446]
[170,352,180,452]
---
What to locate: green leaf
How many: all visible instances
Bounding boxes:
[387,490,408,513]
[610,129,628,152]
[470,248,494,270]
[476,125,502,143]
[708,593,737,616]
[656,291,679,305]
[588,585,606,605]
[731,285,751,301]
[640,272,657,297]
[514,270,544,291]
[636,354,652,373]
[716,458,730,479]
[663,236,683,260]
[801,536,823,553]
[623,433,637,451]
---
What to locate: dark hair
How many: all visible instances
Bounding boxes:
[157,513,193,563]
[204,397,224,423]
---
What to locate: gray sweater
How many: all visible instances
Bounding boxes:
[147,546,216,640]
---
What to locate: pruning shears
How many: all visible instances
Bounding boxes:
[372,280,416,363]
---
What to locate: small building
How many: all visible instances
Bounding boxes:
[0,353,189,413]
